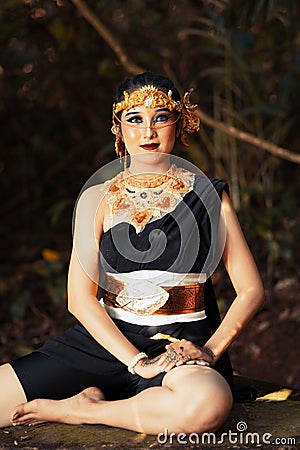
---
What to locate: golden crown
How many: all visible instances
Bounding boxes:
[113,85,200,146]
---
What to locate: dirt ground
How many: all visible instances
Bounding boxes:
[0,270,299,390]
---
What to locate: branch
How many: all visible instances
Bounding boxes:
[70,0,144,74]
[71,0,300,164]
[196,108,300,164]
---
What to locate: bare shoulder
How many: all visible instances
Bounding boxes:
[73,183,109,237]
[220,190,242,230]
[221,190,234,211]
[76,182,107,206]
[75,182,108,218]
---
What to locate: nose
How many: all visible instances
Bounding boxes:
[144,120,157,139]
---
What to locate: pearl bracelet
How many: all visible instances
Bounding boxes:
[128,352,148,374]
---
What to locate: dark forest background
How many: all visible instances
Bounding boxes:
[0,0,299,388]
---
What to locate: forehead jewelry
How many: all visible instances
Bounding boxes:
[112,85,200,146]
[113,85,181,114]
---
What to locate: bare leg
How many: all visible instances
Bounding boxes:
[0,364,27,428]
[11,366,232,434]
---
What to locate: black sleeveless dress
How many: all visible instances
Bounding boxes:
[11,175,233,401]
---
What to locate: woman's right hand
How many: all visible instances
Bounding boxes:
[133,354,165,379]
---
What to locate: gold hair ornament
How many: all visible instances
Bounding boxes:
[112,85,200,155]
[179,90,201,146]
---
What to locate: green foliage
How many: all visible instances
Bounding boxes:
[0,0,299,321]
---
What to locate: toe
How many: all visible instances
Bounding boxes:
[28,420,44,426]
[12,414,34,426]
[11,404,26,422]
[11,399,40,423]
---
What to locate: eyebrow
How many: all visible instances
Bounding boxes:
[124,107,171,117]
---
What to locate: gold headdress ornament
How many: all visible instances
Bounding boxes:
[112,85,200,156]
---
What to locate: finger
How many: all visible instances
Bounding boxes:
[186,359,211,367]
[161,361,177,372]
[157,353,177,367]
[181,354,191,363]
[165,343,179,350]
[157,354,168,366]
[175,360,184,366]
[160,354,180,372]
[163,355,185,370]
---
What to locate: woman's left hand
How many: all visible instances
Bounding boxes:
[157,339,215,372]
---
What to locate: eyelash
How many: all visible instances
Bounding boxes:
[126,114,172,124]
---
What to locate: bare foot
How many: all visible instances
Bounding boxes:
[11,387,105,426]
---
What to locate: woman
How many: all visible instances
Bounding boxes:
[1,72,264,434]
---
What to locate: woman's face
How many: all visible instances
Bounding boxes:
[119,106,177,156]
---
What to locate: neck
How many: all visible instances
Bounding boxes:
[127,155,172,176]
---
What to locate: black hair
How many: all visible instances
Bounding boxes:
[115,71,181,103]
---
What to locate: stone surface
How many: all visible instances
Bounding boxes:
[0,376,299,449]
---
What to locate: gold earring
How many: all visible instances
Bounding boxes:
[115,134,125,158]
[123,146,127,171]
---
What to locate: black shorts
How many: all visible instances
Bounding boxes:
[10,318,232,401]
[10,351,165,401]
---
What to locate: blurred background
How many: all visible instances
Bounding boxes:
[0,0,299,389]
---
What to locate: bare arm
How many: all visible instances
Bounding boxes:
[203,191,265,361]
[158,191,265,369]
[68,185,166,378]
[67,185,144,367]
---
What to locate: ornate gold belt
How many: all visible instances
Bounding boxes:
[99,274,205,316]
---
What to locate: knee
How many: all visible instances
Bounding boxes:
[176,388,233,434]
